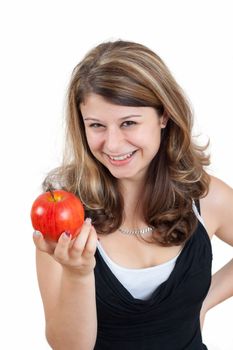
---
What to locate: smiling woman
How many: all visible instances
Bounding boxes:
[80,94,167,181]
[33,40,233,350]
[43,40,210,242]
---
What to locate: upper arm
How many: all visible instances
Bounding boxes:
[36,249,63,323]
[200,175,233,246]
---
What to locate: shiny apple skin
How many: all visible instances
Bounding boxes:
[31,190,85,241]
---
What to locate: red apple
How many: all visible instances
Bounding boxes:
[31,189,85,241]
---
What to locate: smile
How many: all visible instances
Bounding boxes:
[107,151,137,161]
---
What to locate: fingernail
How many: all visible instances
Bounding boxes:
[85,217,92,224]
[33,230,42,237]
[62,232,71,240]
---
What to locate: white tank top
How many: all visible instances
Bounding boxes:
[97,202,205,300]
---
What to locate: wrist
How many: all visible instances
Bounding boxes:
[62,265,94,283]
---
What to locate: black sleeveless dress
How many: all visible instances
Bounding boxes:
[94,202,212,349]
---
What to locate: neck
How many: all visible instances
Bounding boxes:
[119,177,144,201]
[118,179,145,227]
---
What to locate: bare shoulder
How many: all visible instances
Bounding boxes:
[200,174,233,245]
[36,249,63,321]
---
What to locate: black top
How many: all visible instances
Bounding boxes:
[94,203,212,349]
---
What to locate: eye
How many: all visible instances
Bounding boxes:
[89,123,105,128]
[121,120,137,127]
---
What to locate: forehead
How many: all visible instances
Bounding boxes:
[80,93,156,120]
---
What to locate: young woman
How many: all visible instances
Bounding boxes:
[33,40,233,350]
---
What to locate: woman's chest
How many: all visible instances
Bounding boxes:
[98,233,183,269]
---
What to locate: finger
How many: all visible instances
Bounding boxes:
[32,231,55,255]
[70,218,92,257]
[53,232,72,263]
[82,226,98,259]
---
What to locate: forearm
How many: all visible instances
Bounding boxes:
[46,269,97,350]
[202,258,233,312]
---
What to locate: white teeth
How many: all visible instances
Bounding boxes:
[109,152,134,161]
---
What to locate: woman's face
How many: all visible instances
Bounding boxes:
[80,93,167,182]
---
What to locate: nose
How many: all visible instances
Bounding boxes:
[104,126,125,153]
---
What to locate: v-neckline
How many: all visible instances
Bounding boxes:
[95,229,194,307]
[95,217,212,309]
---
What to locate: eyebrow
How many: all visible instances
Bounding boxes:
[83,115,143,121]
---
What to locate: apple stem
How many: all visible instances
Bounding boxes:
[49,188,56,202]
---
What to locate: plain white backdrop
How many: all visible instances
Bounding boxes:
[0,0,232,349]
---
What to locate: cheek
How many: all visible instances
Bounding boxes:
[85,132,102,153]
[136,126,161,147]
[142,128,162,156]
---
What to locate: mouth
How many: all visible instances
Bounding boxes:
[107,150,137,161]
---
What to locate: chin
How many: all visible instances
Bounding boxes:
[110,170,145,182]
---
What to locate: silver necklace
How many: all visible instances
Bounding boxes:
[119,225,154,235]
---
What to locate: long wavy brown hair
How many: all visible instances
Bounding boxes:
[43,39,210,246]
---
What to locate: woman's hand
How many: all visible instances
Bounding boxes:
[33,218,98,277]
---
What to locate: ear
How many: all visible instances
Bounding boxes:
[160,111,169,129]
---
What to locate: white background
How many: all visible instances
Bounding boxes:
[0,0,232,349]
